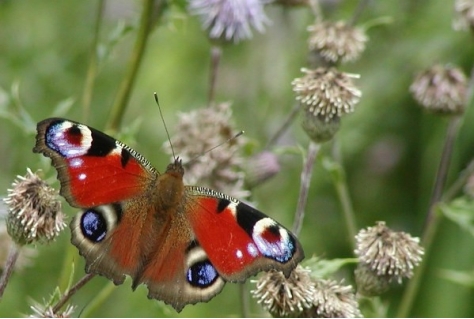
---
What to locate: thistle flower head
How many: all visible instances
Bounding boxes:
[302,278,362,318]
[292,67,361,122]
[165,103,249,199]
[354,221,424,284]
[30,300,76,318]
[410,64,468,115]
[453,0,474,32]
[188,0,271,43]
[3,168,66,245]
[251,266,315,317]
[308,20,368,64]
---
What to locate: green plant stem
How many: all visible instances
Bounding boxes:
[329,141,358,247]
[52,273,95,314]
[208,45,222,106]
[106,0,162,133]
[265,103,301,150]
[239,281,250,318]
[81,281,116,317]
[292,141,321,236]
[397,116,462,318]
[82,0,104,122]
[0,243,20,299]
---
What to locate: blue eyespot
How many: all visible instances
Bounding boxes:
[81,209,107,242]
[186,260,219,288]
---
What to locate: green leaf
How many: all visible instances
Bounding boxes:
[439,197,474,237]
[303,256,358,278]
[438,269,474,288]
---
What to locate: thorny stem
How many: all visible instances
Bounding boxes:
[81,0,104,122]
[208,45,222,106]
[292,141,321,236]
[52,273,95,314]
[107,0,164,133]
[265,103,301,149]
[397,116,463,318]
[0,243,20,299]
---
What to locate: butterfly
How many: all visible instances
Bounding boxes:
[33,118,304,312]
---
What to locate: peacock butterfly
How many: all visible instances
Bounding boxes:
[33,118,304,312]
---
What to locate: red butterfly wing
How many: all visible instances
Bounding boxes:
[185,186,304,282]
[33,118,157,207]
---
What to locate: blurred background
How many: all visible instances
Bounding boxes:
[1,0,474,317]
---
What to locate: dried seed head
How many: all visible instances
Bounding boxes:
[308,20,368,64]
[188,0,271,43]
[251,266,315,317]
[354,221,424,284]
[301,278,362,318]
[164,103,249,199]
[3,168,66,245]
[292,68,361,122]
[354,263,391,297]
[410,64,468,115]
[453,0,474,32]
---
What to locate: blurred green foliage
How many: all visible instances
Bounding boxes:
[1,0,474,317]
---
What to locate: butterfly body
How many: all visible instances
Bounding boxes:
[34,118,304,311]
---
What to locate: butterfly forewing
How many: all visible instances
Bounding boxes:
[33,118,157,208]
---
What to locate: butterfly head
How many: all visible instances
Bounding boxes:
[165,157,185,178]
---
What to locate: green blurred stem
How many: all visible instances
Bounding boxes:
[332,162,358,246]
[208,45,222,106]
[81,281,116,317]
[265,103,300,149]
[0,243,20,299]
[82,0,104,122]
[292,141,321,236]
[239,281,250,317]
[106,0,162,133]
[350,0,371,26]
[397,116,462,318]
[53,273,96,313]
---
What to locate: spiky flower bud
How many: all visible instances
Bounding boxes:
[354,263,391,297]
[251,266,315,317]
[188,0,271,43]
[244,151,281,188]
[3,168,66,245]
[410,64,468,115]
[164,103,249,199]
[301,278,362,318]
[354,221,424,284]
[308,20,368,64]
[453,0,474,32]
[292,67,361,122]
[301,111,340,143]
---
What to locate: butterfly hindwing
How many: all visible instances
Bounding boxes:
[184,186,304,282]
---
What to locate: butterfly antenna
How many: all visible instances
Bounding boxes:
[154,92,176,160]
[186,130,245,165]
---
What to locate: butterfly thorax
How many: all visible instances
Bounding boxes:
[154,159,185,211]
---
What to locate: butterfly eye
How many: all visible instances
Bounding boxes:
[186,260,219,288]
[81,209,108,242]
